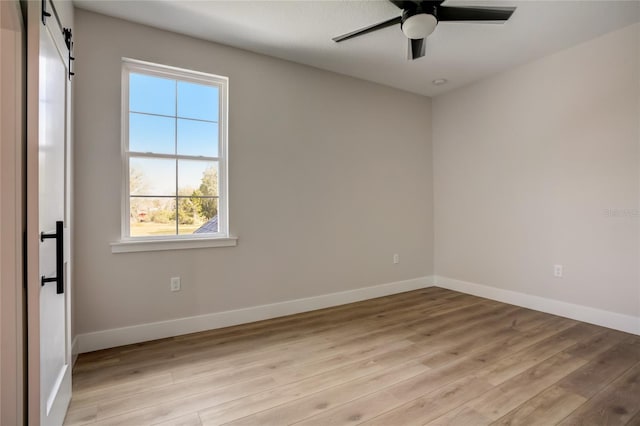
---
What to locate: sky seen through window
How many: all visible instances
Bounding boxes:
[129,73,220,196]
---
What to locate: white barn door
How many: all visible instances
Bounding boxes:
[27,1,73,424]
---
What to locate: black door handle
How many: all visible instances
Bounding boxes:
[40,220,64,294]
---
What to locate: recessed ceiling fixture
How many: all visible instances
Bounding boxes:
[432,78,448,86]
[333,0,516,61]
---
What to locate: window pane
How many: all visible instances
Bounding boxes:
[129,113,175,154]
[130,73,175,116]
[177,119,218,157]
[179,197,218,235]
[130,197,176,236]
[178,160,218,196]
[177,161,218,235]
[130,157,176,196]
[177,81,218,121]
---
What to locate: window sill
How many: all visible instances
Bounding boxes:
[111,236,238,253]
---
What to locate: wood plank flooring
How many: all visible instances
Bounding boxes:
[65,287,640,426]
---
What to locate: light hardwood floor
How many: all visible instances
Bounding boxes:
[65,287,640,426]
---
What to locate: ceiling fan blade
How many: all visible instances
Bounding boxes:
[333,16,402,42]
[408,38,426,60]
[437,6,515,22]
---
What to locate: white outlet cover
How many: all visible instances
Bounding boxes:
[553,265,563,278]
[170,277,181,291]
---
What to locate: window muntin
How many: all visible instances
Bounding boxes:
[122,59,228,239]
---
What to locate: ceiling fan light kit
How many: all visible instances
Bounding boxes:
[402,12,438,39]
[333,0,516,60]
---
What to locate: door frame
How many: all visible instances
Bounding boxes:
[26,0,42,422]
[26,0,73,424]
[0,0,26,424]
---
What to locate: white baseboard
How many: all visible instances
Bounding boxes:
[71,336,79,366]
[77,275,435,353]
[434,275,640,336]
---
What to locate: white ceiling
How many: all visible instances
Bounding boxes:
[74,0,640,96]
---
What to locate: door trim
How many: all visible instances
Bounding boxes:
[0,1,26,424]
[26,1,42,422]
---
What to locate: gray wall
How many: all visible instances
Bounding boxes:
[73,10,434,335]
[74,8,639,341]
[433,23,640,317]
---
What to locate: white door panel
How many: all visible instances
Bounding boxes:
[30,1,73,424]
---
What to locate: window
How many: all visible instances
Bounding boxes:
[120,59,229,243]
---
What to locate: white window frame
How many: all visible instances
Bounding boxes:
[113,58,235,252]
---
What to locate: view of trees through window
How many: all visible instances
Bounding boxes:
[126,69,222,237]
[129,163,219,236]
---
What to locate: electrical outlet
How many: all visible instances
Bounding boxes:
[170,277,181,292]
[393,254,400,264]
[553,265,563,278]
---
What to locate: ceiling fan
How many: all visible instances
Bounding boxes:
[333,1,516,60]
